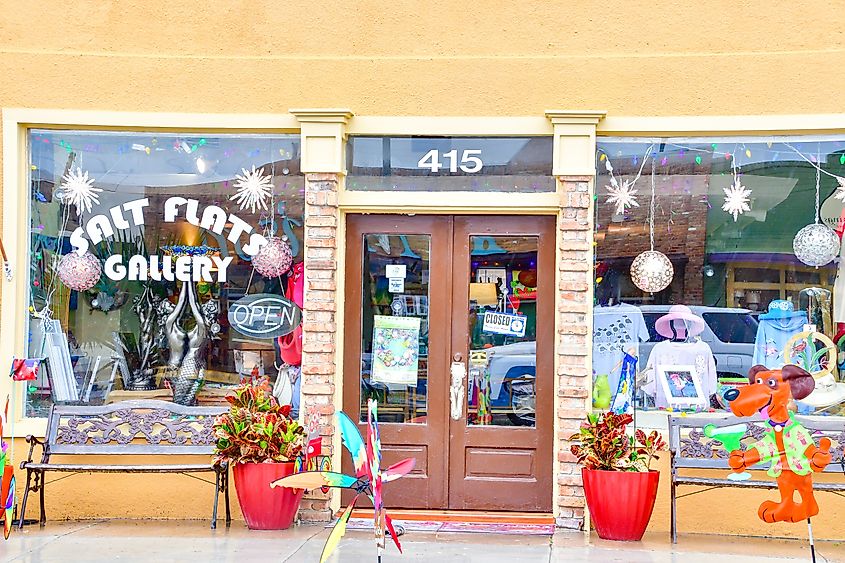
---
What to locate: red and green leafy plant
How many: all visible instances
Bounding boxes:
[213,377,306,465]
[570,412,666,472]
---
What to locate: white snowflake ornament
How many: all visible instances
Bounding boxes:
[722,178,752,221]
[58,167,102,215]
[606,180,639,215]
[230,165,273,213]
[833,176,845,202]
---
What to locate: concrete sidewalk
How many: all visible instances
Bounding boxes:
[1,520,841,562]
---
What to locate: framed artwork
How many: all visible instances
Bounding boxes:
[657,364,708,410]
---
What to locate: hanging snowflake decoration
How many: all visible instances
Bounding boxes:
[833,176,845,202]
[230,165,273,213]
[722,178,752,221]
[58,168,102,215]
[606,179,640,215]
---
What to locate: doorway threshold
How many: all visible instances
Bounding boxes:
[349,509,554,525]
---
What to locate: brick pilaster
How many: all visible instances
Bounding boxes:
[298,172,340,522]
[556,176,593,529]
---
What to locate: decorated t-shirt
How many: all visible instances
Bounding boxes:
[752,314,806,369]
[593,304,649,392]
[642,340,717,408]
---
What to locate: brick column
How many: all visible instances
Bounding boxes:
[298,172,340,522]
[556,176,594,529]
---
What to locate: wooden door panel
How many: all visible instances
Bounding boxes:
[342,215,451,509]
[447,215,555,512]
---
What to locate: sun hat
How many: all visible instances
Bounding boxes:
[655,305,706,339]
[759,299,805,320]
[797,373,845,409]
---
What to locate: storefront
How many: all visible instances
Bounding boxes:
[2,109,845,539]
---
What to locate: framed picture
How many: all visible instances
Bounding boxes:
[657,365,708,410]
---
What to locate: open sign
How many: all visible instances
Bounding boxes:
[228,293,301,339]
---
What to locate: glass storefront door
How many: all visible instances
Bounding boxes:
[343,215,554,511]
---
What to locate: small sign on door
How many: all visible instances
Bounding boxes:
[388,277,405,293]
[482,311,527,337]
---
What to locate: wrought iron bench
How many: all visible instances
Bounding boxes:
[18,400,230,529]
[668,414,845,543]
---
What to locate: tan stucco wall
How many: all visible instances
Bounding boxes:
[3,0,845,539]
[1,2,844,117]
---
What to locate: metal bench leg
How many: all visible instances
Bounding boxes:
[211,469,220,530]
[224,468,231,526]
[670,479,677,544]
[39,471,46,528]
[17,469,33,530]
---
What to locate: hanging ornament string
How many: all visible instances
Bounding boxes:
[600,144,654,215]
[649,155,656,251]
[815,145,821,224]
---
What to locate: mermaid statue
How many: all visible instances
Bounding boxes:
[164,280,208,405]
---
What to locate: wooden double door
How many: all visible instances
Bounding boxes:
[343,214,554,511]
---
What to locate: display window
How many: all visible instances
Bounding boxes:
[25,130,303,417]
[593,137,845,418]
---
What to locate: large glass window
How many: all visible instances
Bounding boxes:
[593,137,845,418]
[26,130,303,417]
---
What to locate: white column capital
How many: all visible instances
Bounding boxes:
[545,110,607,177]
[290,109,354,174]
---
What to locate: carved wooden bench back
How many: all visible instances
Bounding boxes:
[45,400,227,456]
[669,414,845,474]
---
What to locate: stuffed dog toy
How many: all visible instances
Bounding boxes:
[724,365,832,523]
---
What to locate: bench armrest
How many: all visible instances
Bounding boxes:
[20,434,48,468]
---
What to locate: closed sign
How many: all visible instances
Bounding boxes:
[482,311,527,337]
[228,293,301,339]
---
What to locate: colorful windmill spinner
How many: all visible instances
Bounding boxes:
[271,400,415,562]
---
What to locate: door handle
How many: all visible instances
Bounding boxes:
[450,355,466,421]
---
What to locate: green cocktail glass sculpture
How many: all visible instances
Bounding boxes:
[703,423,752,481]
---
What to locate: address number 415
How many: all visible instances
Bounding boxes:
[417,149,483,173]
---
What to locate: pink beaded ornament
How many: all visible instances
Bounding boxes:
[252,236,293,278]
[57,251,102,291]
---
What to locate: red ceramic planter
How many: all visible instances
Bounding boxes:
[233,462,305,530]
[582,468,659,541]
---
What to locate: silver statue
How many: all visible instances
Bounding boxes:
[164,280,208,405]
[127,286,161,390]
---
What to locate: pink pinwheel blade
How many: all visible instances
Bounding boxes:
[382,457,416,483]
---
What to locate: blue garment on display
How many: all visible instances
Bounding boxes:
[752,313,807,369]
[610,353,637,414]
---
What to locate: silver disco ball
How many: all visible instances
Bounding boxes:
[630,250,674,293]
[793,223,840,267]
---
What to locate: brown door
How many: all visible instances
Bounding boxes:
[343,214,554,512]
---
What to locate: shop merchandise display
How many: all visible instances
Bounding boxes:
[753,300,807,369]
[601,144,653,215]
[592,303,649,393]
[252,236,293,278]
[800,288,833,337]
[58,167,101,215]
[56,251,102,292]
[0,237,13,281]
[834,232,845,323]
[642,306,716,409]
[230,165,274,213]
[164,280,209,405]
[271,401,415,563]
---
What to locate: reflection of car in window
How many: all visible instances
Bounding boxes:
[639,306,758,379]
[484,341,537,426]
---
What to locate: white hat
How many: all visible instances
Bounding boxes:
[798,374,845,409]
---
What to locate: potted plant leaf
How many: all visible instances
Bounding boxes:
[570,412,666,541]
[213,377,307,530]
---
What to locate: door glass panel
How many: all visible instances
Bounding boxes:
[467,235,538,427]
[360,234,430,423]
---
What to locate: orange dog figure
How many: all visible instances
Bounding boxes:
[724,365,832,523]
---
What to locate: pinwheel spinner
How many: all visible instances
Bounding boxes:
[271,399,415,562]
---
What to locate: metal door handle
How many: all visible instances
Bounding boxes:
[450,358,466,420]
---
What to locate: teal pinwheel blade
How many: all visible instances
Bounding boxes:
[338,411,368,475]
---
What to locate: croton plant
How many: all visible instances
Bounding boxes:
[569,412,666,472]
[213,377,306,465]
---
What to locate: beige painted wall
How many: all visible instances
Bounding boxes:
[3,0,845,538]
[1,1,844,117]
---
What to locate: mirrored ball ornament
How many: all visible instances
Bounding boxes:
[630,250,674,293]
[793,223,840,267]
[252,236,293,278]
[57,251,102,292]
